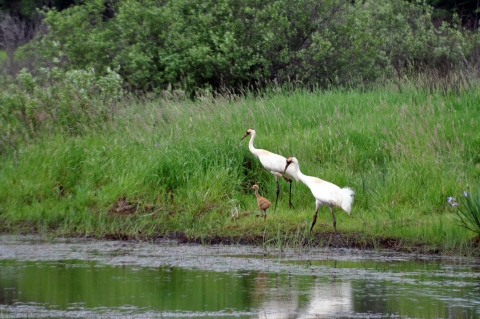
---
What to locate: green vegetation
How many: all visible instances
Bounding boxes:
[16,0,480,93]
[1,0,480,255]
[455,190,480,236]
[0,65,479,254]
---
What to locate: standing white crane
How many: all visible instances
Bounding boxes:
[242,129,295,211]
[284,156,354,233]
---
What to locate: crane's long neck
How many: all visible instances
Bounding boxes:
[294,165,308,183]
[290,163,313,186]
[254,189,261,199]
[248,132,258,154]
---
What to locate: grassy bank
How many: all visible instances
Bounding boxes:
[1,84,479,255]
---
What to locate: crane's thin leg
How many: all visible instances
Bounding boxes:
[282,176,294,209]
[310,208,319,233]
[274,175,294,210]
[274,179,280,212]
[330,206,337,234]
[264,210,267,221]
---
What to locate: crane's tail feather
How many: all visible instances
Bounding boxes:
[340,187,355,214]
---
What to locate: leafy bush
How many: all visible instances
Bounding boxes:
[31,0,343,91]
[286,0,478,87]
[0,66,123,153]
[18,0,480,92]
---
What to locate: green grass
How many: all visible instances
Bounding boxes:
[1,84,480,255]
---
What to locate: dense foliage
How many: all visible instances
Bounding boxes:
[7,0,477,93]
[0,66,123,154]
[2,0,478,26]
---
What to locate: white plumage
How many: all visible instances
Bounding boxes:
[284,156,354,233]
[242,129,295,210]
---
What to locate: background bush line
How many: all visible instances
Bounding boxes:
[0,78,479,254]
[0,0,478,93]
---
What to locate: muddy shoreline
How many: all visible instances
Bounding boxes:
[102,231,479,257]
[4,229,479,257]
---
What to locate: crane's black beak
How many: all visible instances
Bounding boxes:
[284,161,291,174]
[241,132,249,140]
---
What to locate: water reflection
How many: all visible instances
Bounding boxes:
[0,260,257,313]
[252,260,354,318]
[300,279,353,318]
[252,272,300,318]
[0,237,479,318]
[253,276,354,318]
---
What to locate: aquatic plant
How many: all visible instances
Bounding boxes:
[454,190,480,236]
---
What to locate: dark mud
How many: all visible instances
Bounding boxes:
[102,231,464,256]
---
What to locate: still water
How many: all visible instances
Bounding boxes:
[0,235,479,318]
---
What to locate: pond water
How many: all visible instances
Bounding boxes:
[0,235,479,318]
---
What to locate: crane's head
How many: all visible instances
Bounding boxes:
[284,156,298,174]
[251,184,259,191]
[241,128,255,140]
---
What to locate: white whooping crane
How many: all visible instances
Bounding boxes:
[284,156,354,233]
[242,129,295,211]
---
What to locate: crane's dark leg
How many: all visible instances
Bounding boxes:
[285,177,294,209]
[330,206,337,234]
[264,209,267,221]
[281,175,294,209]
[310,208,319,233]
[274,179,280,212]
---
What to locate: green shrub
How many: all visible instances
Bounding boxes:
[0,66,123,153]
[25,0,478,92]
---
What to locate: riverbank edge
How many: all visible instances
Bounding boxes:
[164,232,480,257]
[4,229,478,257]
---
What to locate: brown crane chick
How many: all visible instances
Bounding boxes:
[251,184,272,221]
